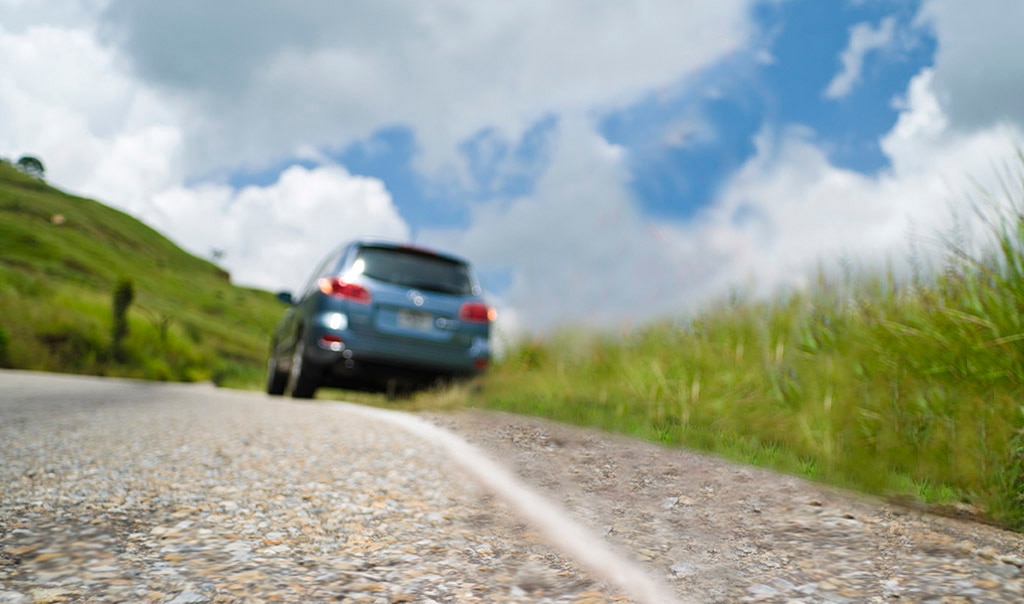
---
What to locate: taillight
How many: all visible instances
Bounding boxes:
[318,334,345,351]
[459,302,495,323]
[318,278,371,304]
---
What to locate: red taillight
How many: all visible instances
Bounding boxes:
[318,278,371,304]
[459,302,494,323]
[474,358,489,369]
[318,334,345,351]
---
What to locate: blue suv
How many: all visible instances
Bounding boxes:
[267,240,493,399]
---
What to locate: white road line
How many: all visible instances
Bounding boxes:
[334,402,686,604]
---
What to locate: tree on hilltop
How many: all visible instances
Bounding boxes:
[16,155,45,179]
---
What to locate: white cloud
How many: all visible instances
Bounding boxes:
[753,48,775,66]
[917,0,1024,131]
[0,20,186,209]
[95,0,756,181]
[663,117,717,148]
[421,117,727,329]
[0,0,101,34]
[144,165,410,292]
[824,16,897,99]
[703,69,1020,300]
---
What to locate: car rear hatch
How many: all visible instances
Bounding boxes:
[346,245,489,367]
[371,282,464,343]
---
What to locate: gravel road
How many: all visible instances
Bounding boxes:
[3,370,1024,604]
[0,371,638,603]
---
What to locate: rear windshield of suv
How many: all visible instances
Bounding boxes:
[354,246,475,295]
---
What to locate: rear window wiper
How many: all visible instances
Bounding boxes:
[403,281,466,295]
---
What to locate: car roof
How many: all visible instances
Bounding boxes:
[352,239,470,265]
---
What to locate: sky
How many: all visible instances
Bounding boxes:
[2,0,1023,337]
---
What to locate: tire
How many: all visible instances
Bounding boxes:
[384,377,413,402]
[265,352,287,396]
[385,377,399,402]
[286,338,319,399]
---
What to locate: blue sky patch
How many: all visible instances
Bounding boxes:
[756,0,935,172]
[593,0,935,222]
[330,126,469,231]
[458,115,558,200]
[599,54,765,221]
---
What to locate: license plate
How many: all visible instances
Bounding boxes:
[397,309,433,331]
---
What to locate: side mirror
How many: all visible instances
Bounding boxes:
[275,291,294,305]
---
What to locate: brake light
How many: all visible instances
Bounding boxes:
[459,302,495,323]
[318,334,345,351]
[318,278,371,304]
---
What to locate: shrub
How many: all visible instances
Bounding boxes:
[37,325,106,370]
[111,277,135,361]
[0,324,9,367]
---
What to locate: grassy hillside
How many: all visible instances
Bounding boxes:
[0,162,282,385]
[420,174,1024,530]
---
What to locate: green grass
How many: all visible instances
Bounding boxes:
[414,161,1024,530]
[0,162,282,383]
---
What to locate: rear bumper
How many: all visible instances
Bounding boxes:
[301,317,489,377]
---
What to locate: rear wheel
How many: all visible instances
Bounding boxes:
[384,377,415,402]
[265,352,287,396]
[385,377,400,402]
[287,338,319,399]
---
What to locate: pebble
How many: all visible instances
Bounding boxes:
[167,590,207,604]
[0,592,32,604]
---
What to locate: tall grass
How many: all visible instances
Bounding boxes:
[465,167,1024,529]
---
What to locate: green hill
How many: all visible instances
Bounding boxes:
[0,161,281,385]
